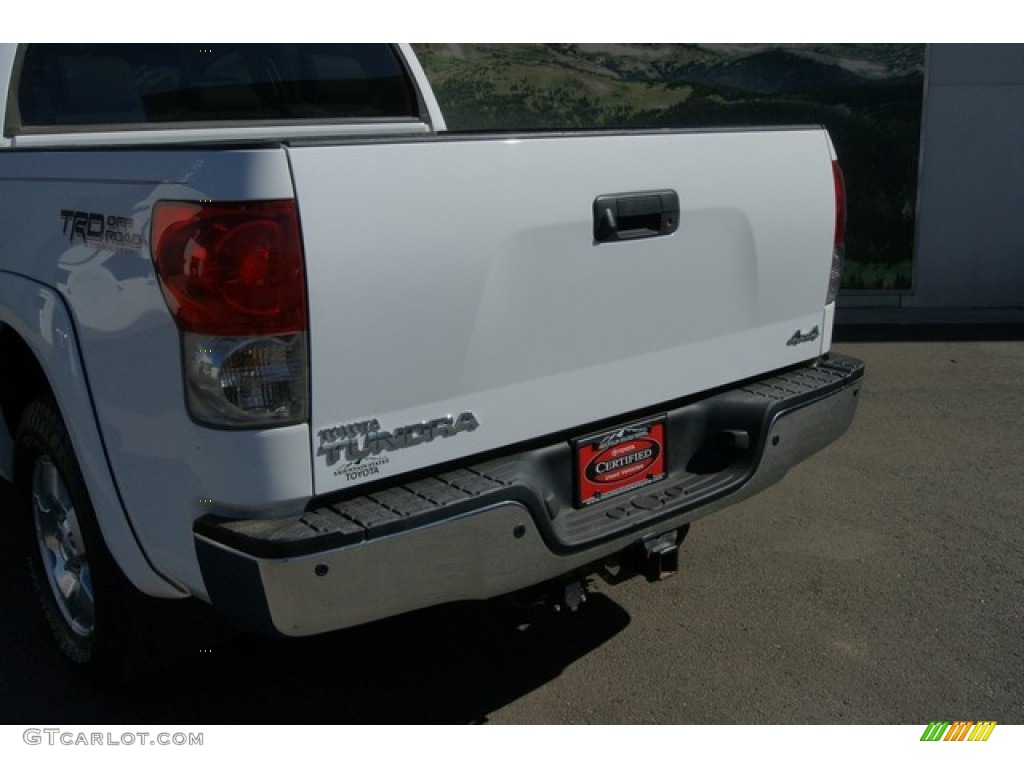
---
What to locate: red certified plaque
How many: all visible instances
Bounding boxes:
[573,416,667,507]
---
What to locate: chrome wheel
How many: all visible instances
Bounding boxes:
[31,455,95,640]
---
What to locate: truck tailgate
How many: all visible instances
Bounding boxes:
[287,129,836,495]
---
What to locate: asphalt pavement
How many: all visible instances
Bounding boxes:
[1,337,1022,724]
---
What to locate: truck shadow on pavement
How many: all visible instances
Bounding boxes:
[0,482,630,724]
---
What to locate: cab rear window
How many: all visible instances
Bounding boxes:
[11,43,421,131]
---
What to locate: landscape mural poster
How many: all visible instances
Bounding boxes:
[415,44,926,292]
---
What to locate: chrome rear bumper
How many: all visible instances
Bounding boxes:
[195,355,863,636]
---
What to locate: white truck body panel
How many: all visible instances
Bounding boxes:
[293,129,835,494]
[0,147,313,593]
[0,275,184,596]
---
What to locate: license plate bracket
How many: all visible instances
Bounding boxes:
[573,415,667,508]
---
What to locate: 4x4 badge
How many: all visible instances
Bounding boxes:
[787,325,820,346]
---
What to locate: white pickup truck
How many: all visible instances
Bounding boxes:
[0,43,862,675]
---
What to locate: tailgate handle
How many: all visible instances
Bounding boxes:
[593,190,679,243]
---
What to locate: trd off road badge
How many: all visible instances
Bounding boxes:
[60,209,144,251]
[574,416,667,507]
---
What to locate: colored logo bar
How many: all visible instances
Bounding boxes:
[920,721,997,741]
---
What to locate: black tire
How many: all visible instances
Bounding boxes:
[14,397,165,680]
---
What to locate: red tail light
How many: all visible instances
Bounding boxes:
[152,200,309,427]
[151,200,307,335]
[827,160,847,304]
[832,160,846,250]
